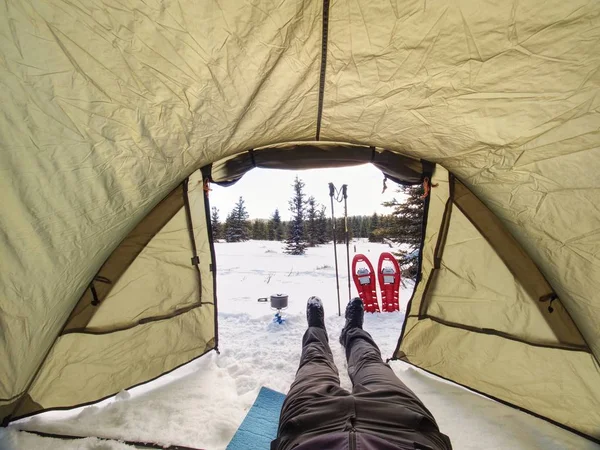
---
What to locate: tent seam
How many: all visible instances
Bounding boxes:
[417,314,591,353]
[315,0,330,140]
[61,302,213,335]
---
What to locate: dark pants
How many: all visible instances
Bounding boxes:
[273,327,452,450]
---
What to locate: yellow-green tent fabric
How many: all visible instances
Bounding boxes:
[1,0,599,442]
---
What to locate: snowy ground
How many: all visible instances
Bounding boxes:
[1,240,598,450]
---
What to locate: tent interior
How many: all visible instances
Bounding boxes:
[1,0,599,447]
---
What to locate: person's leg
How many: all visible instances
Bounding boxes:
[288,325,340,397]
[345,327,422,404]
[273,297,351,450]
[340,298,453,450]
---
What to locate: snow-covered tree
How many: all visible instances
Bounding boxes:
[305,196,318,247]
[224,211,235,242]
[316,205,328,244]
[225,196,250,242]
[269,208,284,241]
[360,215,371,238]
[251,219,268,240]
[285,176,307,255]
[368,212,383,242]
[211,207,222,240]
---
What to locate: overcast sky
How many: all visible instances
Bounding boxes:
[208,164,407,221]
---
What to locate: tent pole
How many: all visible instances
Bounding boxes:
[342,185,351,303]
[329,183,341,316]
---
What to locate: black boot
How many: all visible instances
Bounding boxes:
[306,296,326,329]
[339,297,364,346]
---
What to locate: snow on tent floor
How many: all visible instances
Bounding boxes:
[1,240,598,450]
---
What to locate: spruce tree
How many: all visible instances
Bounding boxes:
[335,217,345,244]
[368,212,384,242]
[362,215,371,239]
[349,216,359,238]
[305,196,318,247]
[356,216,366,238]
[285,176,307,255]
[382,184,425,280]
[211,207,221,240]
[226,196,250,242]
[325,217,333,242]
[235,196,251,241]
[316,205,328,244]
[282,221,291,241]
[252,220,261,240]
[252,220,267,240]
[224,211,235,242]
[269,209,284,241]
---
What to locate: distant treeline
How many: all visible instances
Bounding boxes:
[210,178,425,279]
[212,209,402,244]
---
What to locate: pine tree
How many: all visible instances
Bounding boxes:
[252,220,261,240]
[335,217,345,244]
[338,216,353,244]
[305,196,318,247]
[368,212,384,242]
[211,207,222,240]
[269,209,284,241]
[251,219,268,240]
[282,221,291,241]
[316,205,328,244]
[224,211,235,242]
[362,215,371,238]
[350,216,359,238]
[225,196,250,242]
[259,220,268,240]
[285,176,307,255]
[382,184,425,280]
[265,220,273,241]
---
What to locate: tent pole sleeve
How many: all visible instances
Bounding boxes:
[315,0,331,140]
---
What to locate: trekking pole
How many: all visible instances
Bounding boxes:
[329,183,341,316]
[342,185,351,303]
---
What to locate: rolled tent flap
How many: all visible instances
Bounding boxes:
[6,171,217,421]
[396,167,600,439]
[209,142,426,186]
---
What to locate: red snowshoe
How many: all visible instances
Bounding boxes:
[351,254,380,313]
[377,252,401,312]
